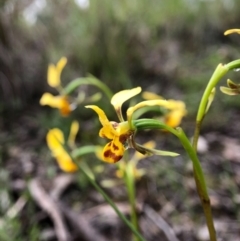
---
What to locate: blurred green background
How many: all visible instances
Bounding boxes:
[1,0,240,119]
[1,0,240,240]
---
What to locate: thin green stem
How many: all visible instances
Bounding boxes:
[225,59,240,70]
[192,120,202,151]
[64,76,113,100]
[134,119,216,241]
[175,128,208,194]
[124,161,139,241]
[71,145,99,158]
[79,161,146,241]
[176,129,216,241]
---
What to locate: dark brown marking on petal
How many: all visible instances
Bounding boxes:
[103,150,111,158]
[103,150,122,163]
[112,143,119,150]
[119,131,132,144]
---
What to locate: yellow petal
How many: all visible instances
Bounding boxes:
[47,128,77,172]
[163,100,186,110]
[48,64,60,88]
[56,57,67,74]
[40,93,58,107]
[224,29,240,35]
[46,128,65,151]
[68,121,79,147]
[116,122,132,137]
[40,93,72,116]
[102,138,125,163]
[127,99,168,123]
[85,105,117,139]
[54,150,78,172]
[47,57,67,88]
[111,87,142,112]
[99,125,116,139]
[40,93,63,108]
[165,109,186,127]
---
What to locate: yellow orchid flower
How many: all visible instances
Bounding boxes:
[85,105,134,163]
[46,121,79,172]
[86,87,180,163]
[224,29,240,35]
[86,87,141,163]
[40,93,72,116]
[40,57,73,116]
[142,91,187,128]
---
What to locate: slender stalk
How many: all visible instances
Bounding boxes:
[175,128,216,241]
[134,119,216,241]
[124,161,139,241]
[192,120,202,151]
[64,76,113,99]
[79,161,146,241]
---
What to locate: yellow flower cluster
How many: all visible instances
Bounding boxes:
[42,58,187,168]
[40,57,72,116]
[46,121,79,172]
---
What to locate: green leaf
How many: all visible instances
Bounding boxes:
[71,145,98,158]
[134,142,179,157]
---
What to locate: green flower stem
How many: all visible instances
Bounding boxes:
[175,128,216,241]
[225,59,240,70]
[193,59,240,150]
[124,161,139,241]
[134,119,179,135]
[79,161,146,241]
[71,145,99,158]
[64,76,113,99]
[134,119,216,241]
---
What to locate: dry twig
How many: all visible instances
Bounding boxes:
[28,179,70,241]
[144,204,180,241]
